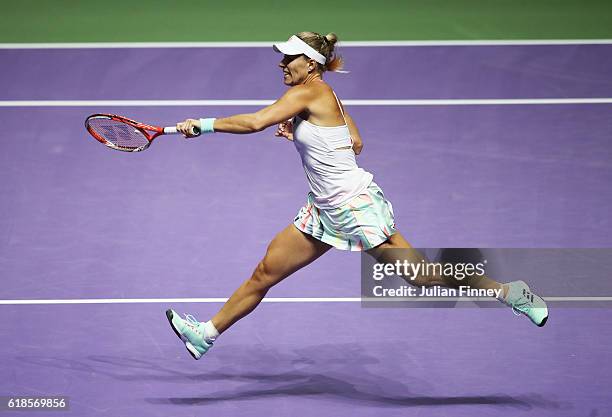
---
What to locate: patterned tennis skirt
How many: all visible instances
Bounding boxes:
[293,182,397,251]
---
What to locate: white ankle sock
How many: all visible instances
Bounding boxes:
[497,284,508,302]
[203,320,220,343]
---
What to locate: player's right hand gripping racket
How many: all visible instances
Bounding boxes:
[85,113,200,152]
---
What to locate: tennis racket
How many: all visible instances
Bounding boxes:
[85,113,200,152]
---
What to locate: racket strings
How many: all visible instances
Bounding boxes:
[87,117,150,150]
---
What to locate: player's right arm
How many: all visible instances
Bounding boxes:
[345,113,363,155]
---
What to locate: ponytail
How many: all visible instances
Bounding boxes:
[296,31,347,73]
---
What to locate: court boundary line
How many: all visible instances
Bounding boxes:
[0,296,610,305]
[1,40,612,49]
[2,98,612,107]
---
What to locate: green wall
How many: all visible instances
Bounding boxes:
[2,0,612,42]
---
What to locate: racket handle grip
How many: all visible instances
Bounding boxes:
[164,126,201,136]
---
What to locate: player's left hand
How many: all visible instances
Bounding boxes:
[176,119,201,138]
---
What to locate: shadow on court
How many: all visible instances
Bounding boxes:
[16,342,565,411]
[146,378,551,410]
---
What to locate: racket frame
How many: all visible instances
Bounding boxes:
[85,113,180,152]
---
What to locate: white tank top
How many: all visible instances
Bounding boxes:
[292,91,373,209]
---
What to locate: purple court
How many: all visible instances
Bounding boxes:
[1,44,612,416]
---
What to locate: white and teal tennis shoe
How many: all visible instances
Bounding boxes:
[502,280,549,327]
[166,309,212,360]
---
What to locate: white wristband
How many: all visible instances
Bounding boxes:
[199,118,216,133]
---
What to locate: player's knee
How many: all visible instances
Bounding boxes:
[249,258,277,290]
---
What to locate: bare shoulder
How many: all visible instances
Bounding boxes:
[283,84,318,101]
[306,81,344,122]
[282,81,341,124]
[311,80,335,97]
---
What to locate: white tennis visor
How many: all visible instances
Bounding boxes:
[273,35,327,65]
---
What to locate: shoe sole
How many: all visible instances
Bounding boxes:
[165,309,202,360]
[537,311,549,327]
[515,282,549,328]
[534,290,549,327]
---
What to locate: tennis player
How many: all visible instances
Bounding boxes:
[167,32,549,360]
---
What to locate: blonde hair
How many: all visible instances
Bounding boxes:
[296,31,344,72]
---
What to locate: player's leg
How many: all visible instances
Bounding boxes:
[167,224,331,359]
[211,224,332,333]
[367,231,503,290]
[366,230,548,326]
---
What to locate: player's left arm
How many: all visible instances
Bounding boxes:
[177,86,312,136]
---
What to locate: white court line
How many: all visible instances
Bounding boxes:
[2,98,612,107]
[1,40,612,49]
[0,296,610,305]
